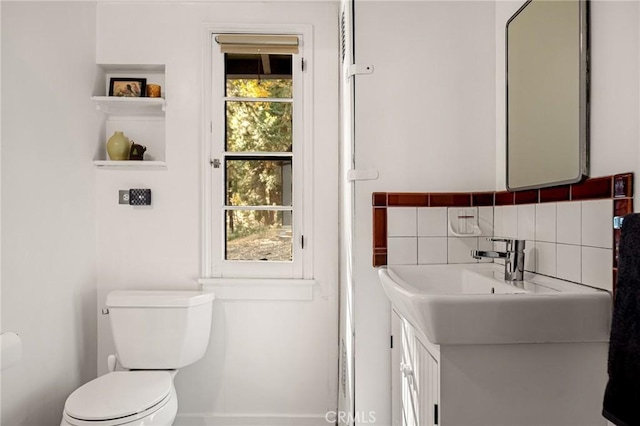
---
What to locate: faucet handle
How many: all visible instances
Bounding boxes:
[487,237,513,244]
[487,237,514,249]
[487,237,526,251]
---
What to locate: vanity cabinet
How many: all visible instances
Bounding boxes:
[391,308,608,426]
[92,64,166,169]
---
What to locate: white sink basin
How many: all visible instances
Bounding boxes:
[378,263,612,345]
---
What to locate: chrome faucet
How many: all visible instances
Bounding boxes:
[471,237,526,281]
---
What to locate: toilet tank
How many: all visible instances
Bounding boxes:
[106,290,215,369]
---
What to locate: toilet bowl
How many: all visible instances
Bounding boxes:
[61,290,215,426]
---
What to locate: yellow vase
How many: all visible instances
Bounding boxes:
[107,131,131,160]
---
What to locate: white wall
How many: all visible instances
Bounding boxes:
[495,0,640,193]
[589,0,640,186]
[1,2,99,425]
[352,1,496,424]
[94,2,339,424]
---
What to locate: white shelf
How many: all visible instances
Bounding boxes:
[93,160,167,170]
[91,96,166,116]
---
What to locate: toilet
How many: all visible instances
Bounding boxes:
[61,290,215,426]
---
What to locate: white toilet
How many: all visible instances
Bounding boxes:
[61,290,215,426]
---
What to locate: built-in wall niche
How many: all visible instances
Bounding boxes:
[92,64,167,169]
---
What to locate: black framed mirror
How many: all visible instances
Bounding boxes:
[506,0,589,190]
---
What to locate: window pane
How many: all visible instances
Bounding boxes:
[226,101,292,152]
[226,158,292,206]
[225,53,292,98]
[226,79,292,99]
[225,210,292,261]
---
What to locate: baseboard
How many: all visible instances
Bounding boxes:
[174,414,330,426]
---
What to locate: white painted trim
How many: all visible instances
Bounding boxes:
[175,414,327,426]
[201,24,214,278]
[93,160,166,169]
[198,278,315,301]
[201,23,315,280]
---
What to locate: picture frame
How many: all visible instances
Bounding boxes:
[108,78,147,97]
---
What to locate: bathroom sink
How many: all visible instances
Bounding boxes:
[378,263,611,345]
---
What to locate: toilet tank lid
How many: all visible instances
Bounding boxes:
[106,290,215,308]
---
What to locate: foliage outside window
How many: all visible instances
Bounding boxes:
[223,53,295,262]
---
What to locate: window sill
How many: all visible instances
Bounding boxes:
[197,278,315,301]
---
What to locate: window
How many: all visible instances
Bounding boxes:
[207,32,309,279]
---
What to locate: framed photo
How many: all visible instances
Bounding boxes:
[109,78,147,97]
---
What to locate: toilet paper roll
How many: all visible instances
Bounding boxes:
[1,332,22,370]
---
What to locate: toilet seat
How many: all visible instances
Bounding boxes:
[63,371,173,426]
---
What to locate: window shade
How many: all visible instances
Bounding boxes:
[215,34,299,55]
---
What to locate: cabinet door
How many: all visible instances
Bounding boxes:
[415,340,439,426]
[391,311,403,426]
[400,318,418,426]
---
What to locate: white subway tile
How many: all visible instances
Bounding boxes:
[478,206,494,237]
[494,206,504,237]
[517,204,536,240]
[536,242,556,277]
[581,246,613,291]
[502,206,518,238]
[556,244,581,283]
[524,240,536,272]
[557,201,581,245]
[448,237,478,264]
[387,207,417,237]
[418,237,448,264]
[387,237,417,265]
[535,203,556,243]
[417,207,447,237]
[582,200,613,249]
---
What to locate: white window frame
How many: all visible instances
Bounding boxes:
[201,24,314,280]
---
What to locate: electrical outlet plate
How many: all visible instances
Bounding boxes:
[118,190,130,205]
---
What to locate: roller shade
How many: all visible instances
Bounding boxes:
[215,34,299,55]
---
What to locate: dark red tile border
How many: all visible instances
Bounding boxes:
[373,253,387,267]
[571,176,613,200]
[514,190,538,205]
[373,208,387,250]
[372,192,387,206]
[495,191,514,206]
[430,193,471,207]
[387,193,429,207]
[614,198,633,218]
[540,186,571,203]
[472,192,494,206]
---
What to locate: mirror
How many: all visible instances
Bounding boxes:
[506,0,589,190]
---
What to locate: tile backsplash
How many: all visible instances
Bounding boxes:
[372,173,634,292]
[493,200,613,290]
[387,206,493,265]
